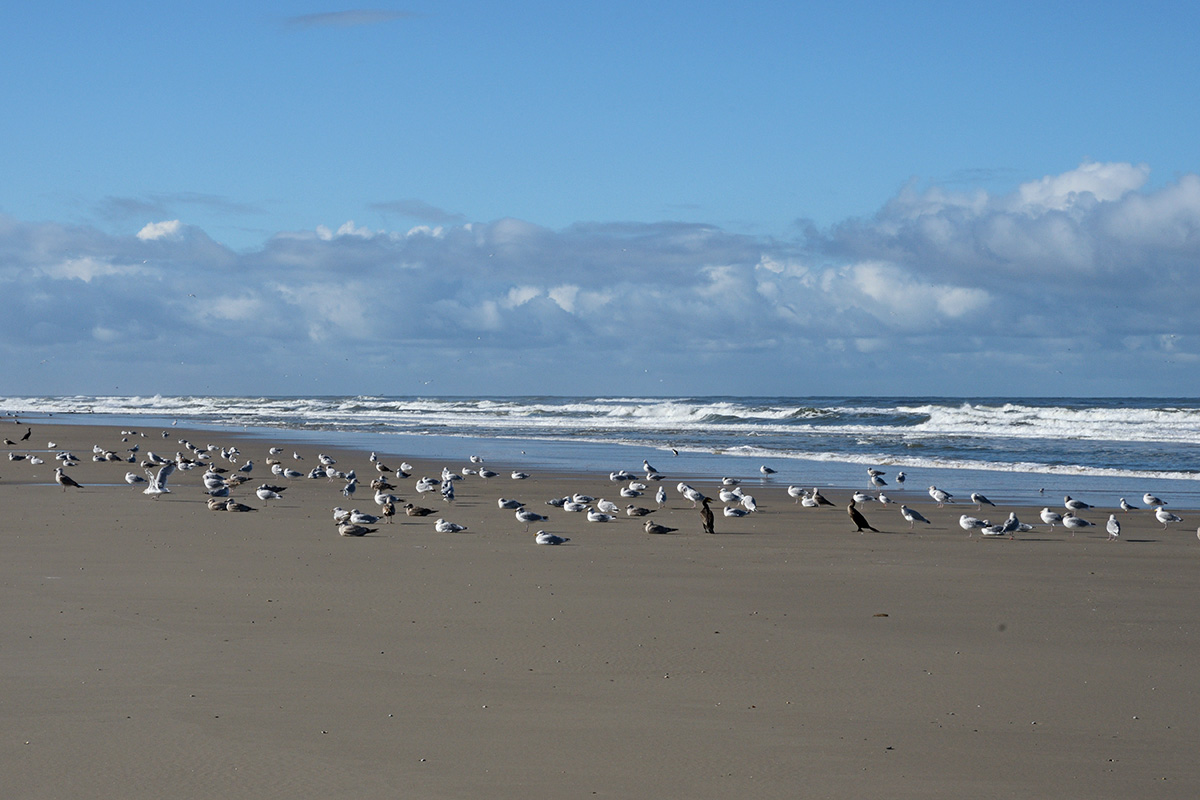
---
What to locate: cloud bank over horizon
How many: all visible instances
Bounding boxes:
[3,162,1198,397]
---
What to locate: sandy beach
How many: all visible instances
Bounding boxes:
[2,421,1198,798]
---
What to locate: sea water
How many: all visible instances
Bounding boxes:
[3,395,1198,509]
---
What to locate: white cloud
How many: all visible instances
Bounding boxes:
[136,219,183,241]
[3,162,1200,395]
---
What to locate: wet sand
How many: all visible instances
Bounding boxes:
[2,422,1198,798]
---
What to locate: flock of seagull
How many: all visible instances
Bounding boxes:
[5,425,1194,545]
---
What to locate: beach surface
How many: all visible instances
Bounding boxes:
[2,422,1198,798]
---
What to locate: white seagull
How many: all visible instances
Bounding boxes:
[434,518,468,533]
[1040,508,1063,530]
[928,486,954,507]
[970,492,996,510]
[535,530,568,545]
[1062,512,1094,535]
[1154,506,1183,529]
[1064,496,1093,511]
[959,515,990,535]
[1143,492,1166,507]
[1106,515,1121,541]
[900,505,930,530]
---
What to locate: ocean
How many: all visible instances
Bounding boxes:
[3,395,1198,509]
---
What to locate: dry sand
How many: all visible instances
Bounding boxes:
[2,422,1198,798]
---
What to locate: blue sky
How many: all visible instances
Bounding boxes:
[2,2,1199,397]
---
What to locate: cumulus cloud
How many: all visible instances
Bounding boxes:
[136,219,183,241]
[2,162,1199,395]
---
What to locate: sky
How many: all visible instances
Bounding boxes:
[2,1,1199,397]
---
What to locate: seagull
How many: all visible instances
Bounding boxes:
[787,485,805,504]
[380,501,396,522]
[928,486,954,507]
[546,496,569,508]
[477,469,498,479]
[586,508,616,523]
[535,530,568,545]
[497,497,525,510]
[225,500,256,512]
[516,509,548,530]
[800,493,818,508]
[643,459,657,474]
[682,487,705,508]
[143,463,175,499]
[125,472,147,486]
[959,515,990,535]
[644,520,678,535]
[848,499,879,533]
[740,494,757,512]
[811,488,834,507]
[1143,492,1166,507]
[350,509,381,525]
[1106,515,1121,541]
[597,498,621,514]
[1062,512,1094,535]
[1064,496,1093,511]
[434,518,468,533]
[54,467,82,492]
[625,504,654,516]
[563,502,588,513]
[970,492,996,510]
[719,487,741,503]
[1040,508,1063,530]
[338,523,374,537]
[1119,497,1137,512]
[655,486,667,507]
[1155,506,1183,529]
[404,503,435,517]
[511,471,530,480]
[870,474,887,489]
[895,472,906,485]
[899,505,929,530]
[760,465,776,476]
[723,506,750,517]
[852,491,874,504]
[877,492,892,504]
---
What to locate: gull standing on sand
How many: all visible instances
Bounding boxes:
[900,505,930,530]
[1119,497,1137,512]
[1040,508,1063,530]
[516,508,548,530]
[55,467,83,492]
[787,485,805,503]
[1062,512,1094,535]
[1155,506,1183,529]
[959,515,990,535]
[655,486,667,507]
[811,488,834,507]
[971,492,996,511]
[1106,515,1121,541]
[928,486,954,507]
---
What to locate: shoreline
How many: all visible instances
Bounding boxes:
[5,410,1199,510]
[3,421,1198,798]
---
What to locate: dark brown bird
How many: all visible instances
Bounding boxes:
[848,499,879,533]
[381,500,396,523]
[20,427,31,441]
[405,503,434,517]
[700,497,715,534]
[338,523,375,537]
